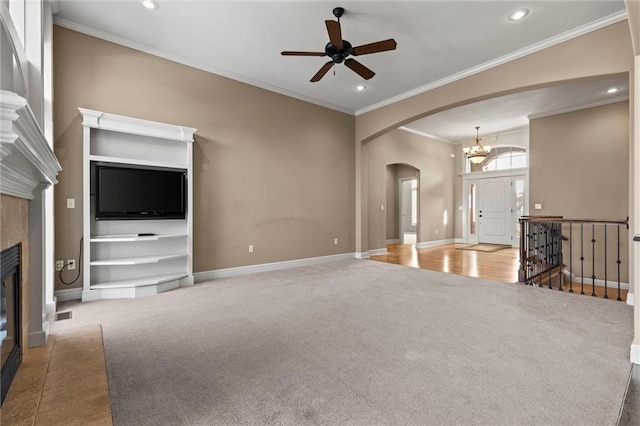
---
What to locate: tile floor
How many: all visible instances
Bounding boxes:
[1,323,112,425]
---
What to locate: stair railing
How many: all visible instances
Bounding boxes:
[518,216,629,300]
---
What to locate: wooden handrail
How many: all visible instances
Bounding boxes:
[519,216,628,226]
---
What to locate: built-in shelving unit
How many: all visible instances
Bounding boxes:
[79,108,196,301]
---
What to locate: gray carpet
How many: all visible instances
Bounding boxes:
[60,259,633,425]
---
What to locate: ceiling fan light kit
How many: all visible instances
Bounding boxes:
[463,126,491,164]
[281,7,397,82]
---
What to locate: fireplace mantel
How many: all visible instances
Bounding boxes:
[1,90,61,353]
[0,90,61,199]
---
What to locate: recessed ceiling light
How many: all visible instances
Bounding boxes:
[142,0,158,10]
[606,87,620,94]
[355,84,367,92]
[508,8,529,21]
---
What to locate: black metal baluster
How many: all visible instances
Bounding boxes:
[547,224,552,289]
[519,219,526,283]
[580,223,585,295]
[569,223,574,293]
[617,224,622,301]
[591,224,596,297]
[558,223,563,291]
[604,224,608,299]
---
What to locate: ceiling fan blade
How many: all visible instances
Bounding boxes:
[281,51,326,56]
[311,61,335,82]
[325,20,343,48]
[352,39,397,56]
[344,58,375,80]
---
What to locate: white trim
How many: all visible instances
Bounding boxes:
[355,252,370,259]
[369,248,388,256]
[45,298,56,315]
[0,91,61,199]
[53,18,353,116]
[462,168,529,180]
[54,287,82,301]
[415,238,455,249]
[0,3,29,95]
[528,95,629,120]
[631,343,640,364]
[78,108,196,143]
[386,239,401,244]
[564,272,630,290]
[29,329,47,348]
[397,127,453,144]
[455,238,465,244]
[627,292,635,306]
[355,11,628,116]
[194,253,357,282]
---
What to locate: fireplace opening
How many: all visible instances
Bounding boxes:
[1,244,20,405]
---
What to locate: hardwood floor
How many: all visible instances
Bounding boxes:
[368,243,627,302]
[369,243,520,283]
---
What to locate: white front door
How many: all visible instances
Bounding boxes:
[479,177,512,245]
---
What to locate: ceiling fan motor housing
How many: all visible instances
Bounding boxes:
[325,40,352,63]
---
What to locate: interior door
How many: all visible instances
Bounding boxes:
[478,177,512,245]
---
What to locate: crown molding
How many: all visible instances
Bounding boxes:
[355,10,628,116]
[528,95,629,120]
[53,18,354,116]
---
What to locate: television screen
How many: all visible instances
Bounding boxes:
[95,164,186,220]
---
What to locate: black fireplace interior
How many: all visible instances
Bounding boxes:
[1,244,20,405]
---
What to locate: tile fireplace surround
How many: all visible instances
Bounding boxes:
[0,90,61,403]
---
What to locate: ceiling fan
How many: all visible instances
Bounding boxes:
[281,7,397,82]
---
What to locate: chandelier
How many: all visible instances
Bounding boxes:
[463,126,491,164]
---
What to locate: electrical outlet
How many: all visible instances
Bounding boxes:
[334,238,338,245]
[55,260,64,271]
[248,245,254,253]
[67,259,76,270]
[67,198,75,208]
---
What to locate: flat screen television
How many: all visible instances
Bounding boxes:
[95,164,186,220]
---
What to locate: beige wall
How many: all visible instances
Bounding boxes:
[530,101,630,282]
[368,130,456,250]
[530,101,629,218]
[53,27,355,289]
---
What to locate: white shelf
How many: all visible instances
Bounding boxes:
[90,234,188,243]
[89,154,187,170]
[90,273,188,289]
[80,108,195,301]
[91,253,187,266]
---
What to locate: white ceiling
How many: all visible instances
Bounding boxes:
[54,1,629,138]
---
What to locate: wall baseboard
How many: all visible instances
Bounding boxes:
[564,272,630,290]
[627,293,635,306]
[631,344,640,364]
[54,287,82,301]
[355,252,370,259]
[454,238,465,244]
[45,299,57,315]
[369,248,388,256]
[415,238,455,249]
[29,329,47,348]
[194,253,357,282]
[386,239,401,244]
